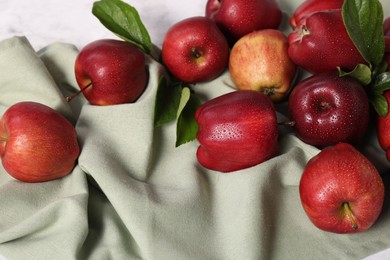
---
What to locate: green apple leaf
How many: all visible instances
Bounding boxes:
[337,64,372,86]
[372,72,390,95]
[342,0,385,67]
[176,87,201,147]
[154,77,183,128]
[370,93,388,116]
[92,0,152,53]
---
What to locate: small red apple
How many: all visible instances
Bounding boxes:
[73,39,148,106]
[376,90,390,161]
[288,71,370,147]
[288,9,366,74]
[161,16,229,83]
[289,0,343,28]
[0,102,80,182]
[229,29,297,102]
[205,0,282,45]
[195,90,278,172]
[299,143,385,233]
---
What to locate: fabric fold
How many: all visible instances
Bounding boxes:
[0,35,390,260]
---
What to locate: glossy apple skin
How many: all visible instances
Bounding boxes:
[75,39,148,106]
[195,90,278,172]
[288,71,370,148]
[376,91,390,161]
[229,29,297,102]
[0,102,80,182]
[162,16,229,83]
[288,10,366,74]
[289,0,343,28]
[205,0,282,45]
[299,143,385,233]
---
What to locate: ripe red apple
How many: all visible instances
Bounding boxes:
[289,0,344,28]
[376,90,390,161]
[73,39,148,106]
[205,0,282,45]
[288,71,370,147]
[288,9,366,74]
[229,29,297,102]
[0,102,80,182]
[384,17,390,36]
[299,143,385,233]
[161,16,229,83]
[195,90,278,172]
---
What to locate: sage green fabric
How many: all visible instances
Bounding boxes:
[0,33,390,260]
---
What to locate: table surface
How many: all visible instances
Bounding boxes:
[0,0,389,259]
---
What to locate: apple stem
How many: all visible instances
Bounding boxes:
[191,47,202,59]
[66,82,92,102]
[343,202,358,230]
[278,120,296,127]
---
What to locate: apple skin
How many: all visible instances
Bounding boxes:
[384,17,390,36]
[74,39,148,106]
[195,90,278,172]
[288,71,370,148]
[376,90,390,161]
[0,102,80,183]
[229,29,297,103]
[205,0,282,45]
[299,143,385,234]
[161,16,229,83]
[288,9,366,74]
[289,0,344,28]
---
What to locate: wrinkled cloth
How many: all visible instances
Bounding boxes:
[0,34,390,260]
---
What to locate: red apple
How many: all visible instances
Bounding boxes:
[0,102,80,182]
[229,29,297,102]
[288,9,366,74]
[195,90,278,172]
[299,143,385,233]
[289,0,343,28]
[161,16,229,83]
[73,39,148,105]
[384,17,390,36]
[376,90,390,161]
[205,0,282,45]
[288,71,370,147]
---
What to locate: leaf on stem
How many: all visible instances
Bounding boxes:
[176,87,201,147]
[92,0,152,53]
[153,77,183,128]
[342,0,385,67]
[337,64,372,86]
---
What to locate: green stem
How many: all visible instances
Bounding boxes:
[343,202,358,230]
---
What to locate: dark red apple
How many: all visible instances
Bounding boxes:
[289,0,344,28]
[288,71,370,147]
[161,16,229,83]
[300,143,385,233]
[205,0,282,45]
[195,90,278,172]
[288,9,366,74]
[384,17,390,36]
[0,102,80,182]
[73,39,148,106]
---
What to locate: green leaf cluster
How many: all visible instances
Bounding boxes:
[342,0,390,116]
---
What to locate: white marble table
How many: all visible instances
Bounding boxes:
[0,0,204,51]
[0,0,389,259]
